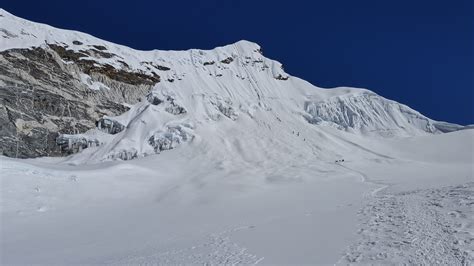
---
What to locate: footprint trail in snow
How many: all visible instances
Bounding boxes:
[342,182,474,265]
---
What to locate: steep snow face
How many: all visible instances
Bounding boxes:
[66,81,458,163]
[303,92,452,137]
[0,8,463,162]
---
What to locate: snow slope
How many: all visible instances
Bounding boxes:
[1,129,472,264]
[1,8,472,265]
[67,73,462,162]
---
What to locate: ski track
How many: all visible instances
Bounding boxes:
[341,182,474,265]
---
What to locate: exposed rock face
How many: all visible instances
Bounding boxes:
[275,74,289,80]
[146,91,187,115]
[0,45,159,158]
[96,117,125,135]
[220,57,234,64]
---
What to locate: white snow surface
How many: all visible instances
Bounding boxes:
[1,8,473,265]
[1,129,472,264]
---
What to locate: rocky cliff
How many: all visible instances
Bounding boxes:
[0,10,162,157]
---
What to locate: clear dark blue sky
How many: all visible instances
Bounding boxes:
[4,0,473,124]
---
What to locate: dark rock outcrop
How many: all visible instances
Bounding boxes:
[220,57,233,64]
[146,92,187,115]
[0,44,160,158]
[96,118,125,135]
[275,74,289,80]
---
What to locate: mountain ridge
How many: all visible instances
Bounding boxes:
[0,9,464,161]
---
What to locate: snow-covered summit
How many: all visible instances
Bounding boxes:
[0,8,277,81]
[0,8,260,52]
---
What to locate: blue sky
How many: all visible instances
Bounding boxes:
[4,0,473,124]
